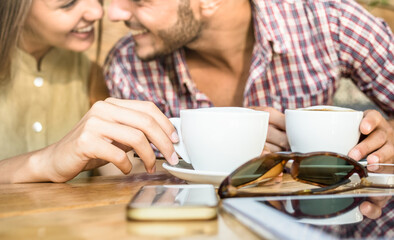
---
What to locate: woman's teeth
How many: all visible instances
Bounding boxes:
[72,25,93,33]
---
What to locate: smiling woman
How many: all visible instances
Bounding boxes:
[0,0,180,183]
[0,0,109,181]
[0,0,107,165]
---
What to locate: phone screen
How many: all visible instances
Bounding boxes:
[127,184,218,221]
[257,194,393,239]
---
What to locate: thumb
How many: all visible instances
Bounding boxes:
[261,145,272,156]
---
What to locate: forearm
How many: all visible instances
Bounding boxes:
[0,146,54,184]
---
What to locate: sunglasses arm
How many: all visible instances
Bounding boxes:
[295,178,351,194]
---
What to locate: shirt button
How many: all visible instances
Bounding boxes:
[32,122,43,133]
[34,77,44,87]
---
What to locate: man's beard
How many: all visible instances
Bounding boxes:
[137,0,202,61]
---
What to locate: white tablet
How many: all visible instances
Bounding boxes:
[222,193,393,240]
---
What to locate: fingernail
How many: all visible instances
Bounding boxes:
[364,123,372,133]
[368,155,380,164]
[171,152,179,165]
[367,165,379,172]
[363,203,371,214]
[349,149,362,160]
[262,150,270,155]
[149,165,156,174]
[126,165,132,174]
[171,132,179,142]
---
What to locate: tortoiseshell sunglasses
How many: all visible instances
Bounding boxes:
[218,152,393,198]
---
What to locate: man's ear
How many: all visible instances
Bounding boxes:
[199,0,222,17]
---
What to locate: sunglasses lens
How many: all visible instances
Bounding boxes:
[298,197,357,217]
[298,156,354,185]
[230,157,283,187]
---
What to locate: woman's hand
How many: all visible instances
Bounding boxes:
[44,98,179,182]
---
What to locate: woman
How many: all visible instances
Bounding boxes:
[0,0,179,183]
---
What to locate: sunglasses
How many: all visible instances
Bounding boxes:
[218,152,393,198]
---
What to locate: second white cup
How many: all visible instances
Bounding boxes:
[285,105,363,155]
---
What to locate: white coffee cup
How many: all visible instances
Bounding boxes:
[298,206,363,225]
[169,107,269,174]
[285,105,363,155]
[290,198,364,226]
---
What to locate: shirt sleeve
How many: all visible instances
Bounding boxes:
[336,0,394,117]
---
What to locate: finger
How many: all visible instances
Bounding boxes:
[367,164,394,174]
[105,98,179,142]
[261,145,272,155]
[367,196,391,208]
[266,125,290,150]
[359,202,382,220]
[251,106,286,130]
[349,128,387,161]
[127,110,178,165]
[265,142,283,153]
[366,164,384,173]
[90,100,178,165]
[359,110,383,135]
[85,137,132,174]
[112,141,133,153]
[98,120,157,172]
[366,143,394,164]
[83,159,109,171]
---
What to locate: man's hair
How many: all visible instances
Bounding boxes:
[0,0,32,86]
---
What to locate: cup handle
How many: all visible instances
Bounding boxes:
[169,118,191,164]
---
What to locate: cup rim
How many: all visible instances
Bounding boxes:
[180,107,269,116]
[285,105,363,113]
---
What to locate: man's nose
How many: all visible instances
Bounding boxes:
[107,0,133,22]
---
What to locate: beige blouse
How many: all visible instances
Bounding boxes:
[0,48,91,161]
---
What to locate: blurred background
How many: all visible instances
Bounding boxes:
[87,0,394,115]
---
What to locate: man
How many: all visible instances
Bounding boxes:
[104,0,394,164]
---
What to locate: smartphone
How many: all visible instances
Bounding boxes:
[126,184,219,221]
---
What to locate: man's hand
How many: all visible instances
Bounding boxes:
[250,107,290,152]
[348,110,394,164]
[359,196,391,219]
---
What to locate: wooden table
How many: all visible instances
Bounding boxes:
[0,172,262,239]
[0,161,392,240]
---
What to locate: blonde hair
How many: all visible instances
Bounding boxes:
[0,0,32,85]
[96,0,103,63]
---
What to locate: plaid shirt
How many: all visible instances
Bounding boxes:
[104,0,394,117]
[322,198,394,239]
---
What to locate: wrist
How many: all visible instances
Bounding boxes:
[26,146,56,183]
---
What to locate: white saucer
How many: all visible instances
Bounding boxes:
[162,161,228,187]
[356,163,394,185]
